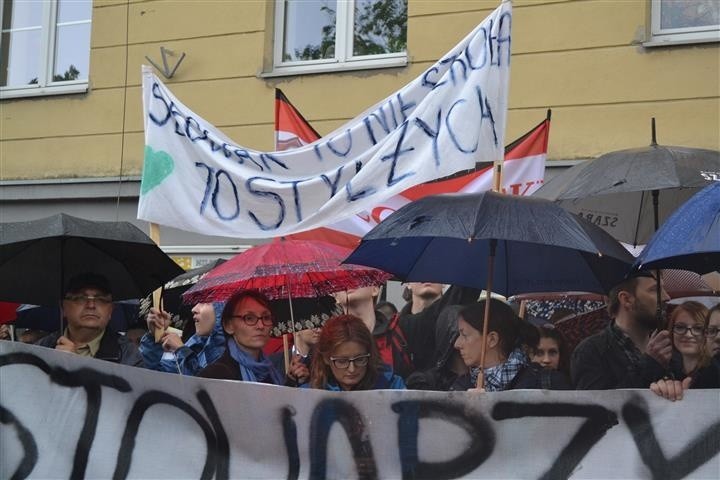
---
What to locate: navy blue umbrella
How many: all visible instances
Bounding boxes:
[635,182,720,274]
[344,191,635,296]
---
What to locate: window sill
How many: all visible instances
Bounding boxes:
[260,55,408,78]
[643,33,720,48]
[0,82,89,100]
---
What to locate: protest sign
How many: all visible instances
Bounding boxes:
[138,2,512,238]
[2,342,718,479]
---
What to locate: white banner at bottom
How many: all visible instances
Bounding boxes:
[1,342,718,479]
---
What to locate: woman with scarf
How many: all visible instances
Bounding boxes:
[307,314,405,391]
[198,290,283,385]
[451,299,538,392]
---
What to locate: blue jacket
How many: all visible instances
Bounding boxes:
[305,363,406,391]
[140,304,225,375]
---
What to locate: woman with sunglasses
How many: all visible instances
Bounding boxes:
[198,290,283,384]
[667,301,710,383]
[308,314,405,391]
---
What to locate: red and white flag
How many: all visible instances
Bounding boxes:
[275,89,550,248]
[275,89,321,151]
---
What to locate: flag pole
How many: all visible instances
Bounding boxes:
[149,222,165,343]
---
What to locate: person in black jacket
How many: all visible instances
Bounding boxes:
[35,273,143,367]
[571,271,671,389]
[406,305,467,391]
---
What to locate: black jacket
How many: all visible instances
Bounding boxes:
[571,323,667,389]
[399,285,480,372]
[36,330,144,367]
[405,305,463,391]
[197,348,243,380]
[509,363,573,390]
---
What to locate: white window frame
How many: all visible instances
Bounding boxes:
[265,0,407,77]
[0,0,91,99]
[645,0,720,47]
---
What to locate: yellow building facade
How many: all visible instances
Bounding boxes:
[1,0,718,258]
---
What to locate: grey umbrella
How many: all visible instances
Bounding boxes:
[533,119,720,246]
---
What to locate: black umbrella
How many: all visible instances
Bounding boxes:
[533,119,720,245]
[0,213,184,306]
[162,258,227,314]
[344,191,634,389]
[344,192,634,296]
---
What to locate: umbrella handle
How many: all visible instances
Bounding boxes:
[477,239,497,391]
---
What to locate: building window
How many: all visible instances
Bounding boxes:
[270,0,407,76]
[648,0,720,46]
[0,0,92,99]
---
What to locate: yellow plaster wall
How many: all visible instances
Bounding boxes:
[1,0,718,180]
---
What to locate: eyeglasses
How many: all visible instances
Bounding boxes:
[706,326,720,337]
[329,353,371,369]
[232,313,273,327]
[672,324,705,337]
[64,294,113,305]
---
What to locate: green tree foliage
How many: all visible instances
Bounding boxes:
[289,0,407,61]
[29,64,81,84]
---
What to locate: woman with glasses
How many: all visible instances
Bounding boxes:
[651,302,720,399]
[198,290,283,384]
[308,314,405,391]
[667,301,710,382]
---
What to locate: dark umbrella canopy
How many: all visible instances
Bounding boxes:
[0,214,184,306]
[344,192,635,296]
[635,182,720,274]
[533,142,720,245]
[162,258,227,314]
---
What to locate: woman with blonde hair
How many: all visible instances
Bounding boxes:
[308,314,404,391]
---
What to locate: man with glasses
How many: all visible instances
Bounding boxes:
[571,270,671,389]
[35,273,144,366]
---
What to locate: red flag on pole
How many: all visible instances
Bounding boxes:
[275,90,551,247]
[275,89,321,150]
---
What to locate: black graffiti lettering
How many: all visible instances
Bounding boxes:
[320,166,344,198]
[492,402,618,480]
[393,400,495,480]
[212,169,241,220]
[246,176,286,230]
[414,109,442,167]
[259,152,289,172]
[475,86,498,146]
[282,406,300,480]
[622,397,720,480]
[0,404,38,480]
[195,162,215,215]
[0,352,132,480]
[196,390,230,480]
[309,399,378,480]
[148,82,174,126]
[382,120,416,187]
[494,12,512,67]
[112,391,220,480]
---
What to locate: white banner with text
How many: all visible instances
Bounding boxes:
[138,2,511,238]
[1,342,719,479]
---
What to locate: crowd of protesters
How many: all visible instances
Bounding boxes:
[1,270,718,400]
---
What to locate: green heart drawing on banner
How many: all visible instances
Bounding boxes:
[141,146,175,195]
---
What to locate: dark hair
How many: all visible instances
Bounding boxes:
[220,290,272,335]
[708,303,720,320]
[65,273,112,296]
[459,299,538,358]
[535,326,569,372]
[310,314,380,390]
